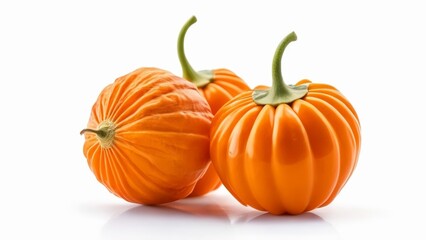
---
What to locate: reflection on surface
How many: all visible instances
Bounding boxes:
[241,212,340,239]
[101,191,341,240]
[101,195,231,240]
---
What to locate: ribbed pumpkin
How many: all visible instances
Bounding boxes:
[210,32,361,214]
[177,16,251,197]
[81,67,213,205]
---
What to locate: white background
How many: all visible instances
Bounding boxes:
[1,0,425,239]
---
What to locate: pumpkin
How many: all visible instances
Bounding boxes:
[81,67,213,205]
[177,16,251,197]
[210,32,361,214]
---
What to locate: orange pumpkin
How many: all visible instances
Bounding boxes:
[210,32,361,214]
[81,67,213,205]
[177,16,251,197]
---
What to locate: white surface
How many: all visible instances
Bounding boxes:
[1,0,425,239]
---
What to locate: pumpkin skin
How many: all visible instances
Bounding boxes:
[81,67,213,205]
[210,32,361,215]
[188,68,250,197]
[177,16,251,197]
[196,68,251,115]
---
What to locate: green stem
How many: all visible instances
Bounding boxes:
[252,32,308,106]
[271,32,297,97]
[80,120,116,148]
[177,16,212,88]
[80,128,106,137]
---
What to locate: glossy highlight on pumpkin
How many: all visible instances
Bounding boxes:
[210,32,361,215]
[81,67,213,205]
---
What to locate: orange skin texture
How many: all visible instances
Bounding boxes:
[210,79,361,214]
[198,69,251,115]
[82,67,213,205]
[188,68,251,197]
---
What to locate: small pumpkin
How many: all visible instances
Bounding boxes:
[177,16,251,197]
[81,67,213,205]
[210,32,361,214]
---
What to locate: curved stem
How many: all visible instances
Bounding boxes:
[80,120,116,148]
[252,32,308,106]
[271,32,297,96]
[80,128,106,138]
[177,16,212,88]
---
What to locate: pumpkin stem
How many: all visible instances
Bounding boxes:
[252,32,308,106]
[80,120,116,148]
[177,16,213,88]
[80,128,107,137]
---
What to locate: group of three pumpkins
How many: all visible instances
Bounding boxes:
[81,16,361,215]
